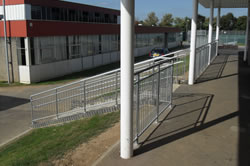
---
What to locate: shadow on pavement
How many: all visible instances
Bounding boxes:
[196,54,230,83]
[135,93,219,155]
[0,95,29,111]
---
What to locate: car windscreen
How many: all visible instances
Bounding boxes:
[151,49,163,54]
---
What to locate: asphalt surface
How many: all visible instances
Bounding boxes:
[0,84,60,146]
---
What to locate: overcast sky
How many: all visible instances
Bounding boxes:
[65,0,247,20]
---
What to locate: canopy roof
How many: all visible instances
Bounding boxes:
[199,0,248,8]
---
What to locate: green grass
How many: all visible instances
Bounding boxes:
[0,112,120,166]
[0,81,26,87]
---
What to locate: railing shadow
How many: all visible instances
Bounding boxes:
[0,95,29,111]
[196,54,231,83]
[134,92,238,156]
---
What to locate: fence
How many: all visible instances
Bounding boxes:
[194,40,217,80]
[133,59,174,142]
[30,49,189,129]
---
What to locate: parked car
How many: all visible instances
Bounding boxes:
[149,48,170,58]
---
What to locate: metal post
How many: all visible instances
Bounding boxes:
[83,81,87,112]
[170,61,174,108]
[136,74,140,144]
[115,71,118,106]
[55,89,59,119]
[208,0,214,65]
[244,7,249,62]
[30,96,34,126]
[120,0,134,159]
[216,8,221,57]
[3,0,10,84]
[188,0,198,85]
[156,65,160,122]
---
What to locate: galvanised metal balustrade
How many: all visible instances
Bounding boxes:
[30,48,190,141]
[194,40,218,80]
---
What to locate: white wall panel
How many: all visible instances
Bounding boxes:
[3,4,30,20]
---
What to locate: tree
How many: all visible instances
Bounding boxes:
[174,17,185,29]
[144,12,159,26]
[159,13,174,27]
[197,14,206,30]
[235,16,247,30]
[135,17,143,26]
[220,13,237,30]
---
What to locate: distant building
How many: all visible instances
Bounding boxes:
[0,0,182,83]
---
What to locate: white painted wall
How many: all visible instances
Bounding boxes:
[19,43,181,83]
[0,4,31,21]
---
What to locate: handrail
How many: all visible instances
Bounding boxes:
[31,48,190,98]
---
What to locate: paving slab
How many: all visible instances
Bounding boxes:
[96,51,250,166]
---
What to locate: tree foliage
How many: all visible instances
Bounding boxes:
[141,11,246,31]
[220,13,237,30]
[235,16,247,30]
[143,12,159,26]
[159,13,174,27]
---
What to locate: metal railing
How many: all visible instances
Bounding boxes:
[194,41,218,80]
[133,59,175,142]
[30,48,189,128]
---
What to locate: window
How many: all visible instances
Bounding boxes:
[41,7,46,20]
[31,6,42,19]
[16,38,26,66]
[69,9,76,21]
[52,8,60,20]
[69,36,81,58]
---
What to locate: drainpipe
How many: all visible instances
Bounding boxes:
[120,0,134,159]
[3,0,10,84]
[188,0,198,85]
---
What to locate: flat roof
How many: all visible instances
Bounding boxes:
[199,0,248,8]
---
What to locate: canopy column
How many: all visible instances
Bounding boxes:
[188,0,199,85]
[216,8,221,56]
[120,0,135,159]
[208,0,214,65]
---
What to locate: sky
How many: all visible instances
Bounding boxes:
[65,0,247,20]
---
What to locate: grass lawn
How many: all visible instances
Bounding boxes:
[0,112,120,166]
[0,81,25,87]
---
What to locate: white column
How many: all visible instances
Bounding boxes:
[244,7,249,62]
[216,8,221,56]
[188,0,199,85]
[25,37,31,66]
[120,0,134,159]
[208,0,214,65]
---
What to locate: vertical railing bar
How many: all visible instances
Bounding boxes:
[170,61,174,107]
[83,81,87,112]
[156,64,160,122]
[30,96,34,126]
[115,71,118,106]
[136,74,140,143]
[55,89,59,119]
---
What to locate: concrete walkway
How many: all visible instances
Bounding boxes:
[96,50,250,166]
[0,84,61,146]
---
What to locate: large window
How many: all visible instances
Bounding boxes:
[30,5,119,24]
[68,36,81,59]
[31,6,42,19]
[136,33,164,48]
